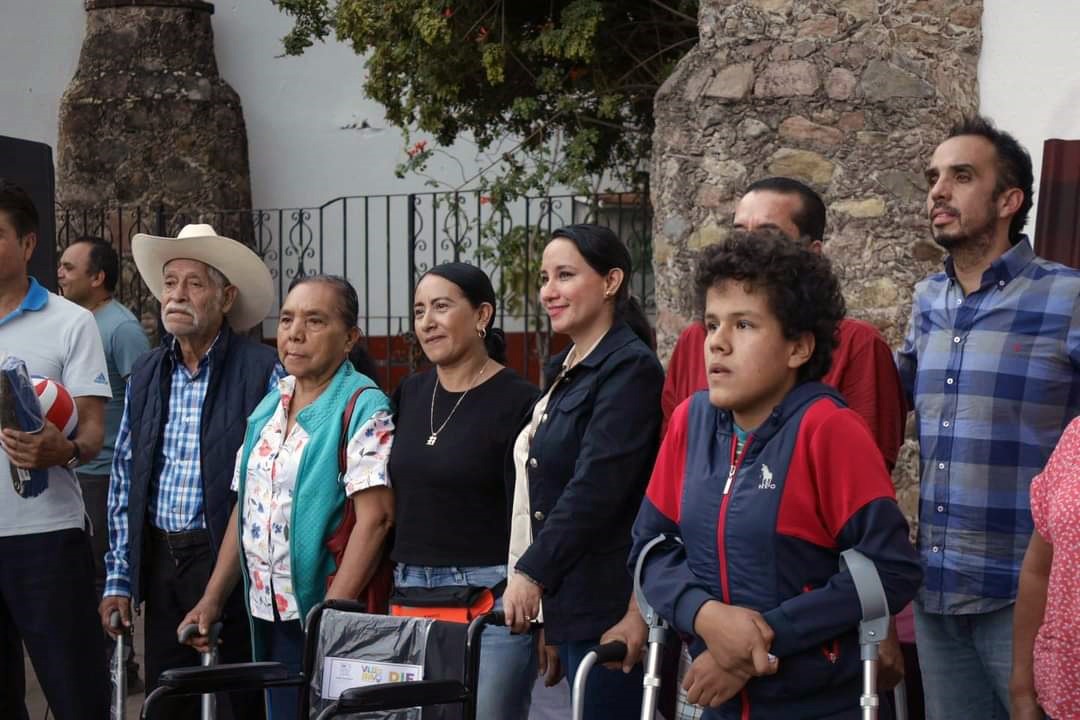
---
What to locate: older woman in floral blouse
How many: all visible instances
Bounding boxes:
[180,275,394,720]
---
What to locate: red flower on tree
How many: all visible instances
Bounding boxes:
[406,140,428,158]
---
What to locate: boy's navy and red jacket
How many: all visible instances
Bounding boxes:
[631,382,922,720]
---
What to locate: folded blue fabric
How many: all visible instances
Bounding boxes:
[0,355,49,497]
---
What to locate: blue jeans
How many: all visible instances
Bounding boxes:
[558,639,644,720]
[913,602,1013,720]
[394,563,536,720]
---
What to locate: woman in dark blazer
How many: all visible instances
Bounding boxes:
[503,223,664,719]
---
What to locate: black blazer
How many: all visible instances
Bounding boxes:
[516,321,664,643]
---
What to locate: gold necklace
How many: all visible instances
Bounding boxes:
[427,358,490,446]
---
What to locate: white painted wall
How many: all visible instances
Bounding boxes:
[979,0,1080,238]
[0,0,489,209]
[0,1,84,152]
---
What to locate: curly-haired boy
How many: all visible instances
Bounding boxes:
[631,230,922,719]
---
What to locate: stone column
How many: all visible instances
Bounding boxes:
[57,0,251,214]
[651,0,982,519]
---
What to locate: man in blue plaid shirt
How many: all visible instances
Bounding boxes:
[897,116,1080,720]
[99,225,282,719]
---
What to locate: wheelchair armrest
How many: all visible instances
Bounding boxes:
[157,661,296,693]
[335,679,469,712]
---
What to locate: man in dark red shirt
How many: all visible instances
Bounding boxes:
[662,178,907,471]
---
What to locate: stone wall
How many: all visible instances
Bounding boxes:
[651,0,982,521]
[56,0,251,215]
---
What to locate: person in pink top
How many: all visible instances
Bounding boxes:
[1011,415,1080,720]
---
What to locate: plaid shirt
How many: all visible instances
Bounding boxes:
[104,335,283,597]
[675,646,706,720]
[897,238,1080,614]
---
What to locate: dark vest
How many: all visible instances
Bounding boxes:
[125,324,277,604]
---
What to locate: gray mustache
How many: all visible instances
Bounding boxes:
[164,304,195,318]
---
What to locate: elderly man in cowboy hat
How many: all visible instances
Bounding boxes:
[99,224,281,719]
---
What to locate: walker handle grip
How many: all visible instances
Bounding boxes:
[177,621,224,647]
[590,641,628,665]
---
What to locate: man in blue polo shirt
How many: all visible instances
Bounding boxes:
[898,117,1080,719]
[0,179,111,720]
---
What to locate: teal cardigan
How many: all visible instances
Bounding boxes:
[235,361,390,659]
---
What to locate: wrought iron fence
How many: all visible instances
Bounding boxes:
[54,190,653,386]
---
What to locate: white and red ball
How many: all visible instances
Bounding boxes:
[32,376,79,438]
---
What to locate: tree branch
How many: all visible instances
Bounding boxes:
[647,0,698,24]
[614,36,698,85]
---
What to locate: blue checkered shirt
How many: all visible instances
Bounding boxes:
[103,335,283,597]
[897,238,1080,615]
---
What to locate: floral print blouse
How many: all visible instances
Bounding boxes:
[1030,416,1080,719]
[231,375,394,621]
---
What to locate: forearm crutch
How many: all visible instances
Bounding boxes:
[633,534,676,720]
[840,549,890,720]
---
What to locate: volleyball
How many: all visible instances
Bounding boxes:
[32,377,79,438]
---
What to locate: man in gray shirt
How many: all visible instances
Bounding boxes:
[58,236,149,690]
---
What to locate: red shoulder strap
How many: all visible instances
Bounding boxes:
[339,386,374,475]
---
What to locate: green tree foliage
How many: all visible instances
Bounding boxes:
[272,0,699,196]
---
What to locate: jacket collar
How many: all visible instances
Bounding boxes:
[295,360,357,431]
[715,380,843,447]
[543,321,641,384]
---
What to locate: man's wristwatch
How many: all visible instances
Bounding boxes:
[64,440,81,470]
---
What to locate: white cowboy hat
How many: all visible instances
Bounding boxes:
[132,223,274,332]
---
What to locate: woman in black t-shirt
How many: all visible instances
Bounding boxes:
[389,262,541,719]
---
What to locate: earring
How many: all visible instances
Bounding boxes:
[477,327,487,339]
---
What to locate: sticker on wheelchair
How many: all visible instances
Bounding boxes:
[321,656,425,699]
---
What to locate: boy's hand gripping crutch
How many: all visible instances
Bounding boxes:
[572,534,677,720]
[176,621,224,720]
[110,610,126,720]
[841,548,908,720]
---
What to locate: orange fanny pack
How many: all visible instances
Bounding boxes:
[389,580,505,624]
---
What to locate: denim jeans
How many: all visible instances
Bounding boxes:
[0,529,109,720]
[913,602,1013,720]
[252,615,304,720]
[394,563,536,719]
